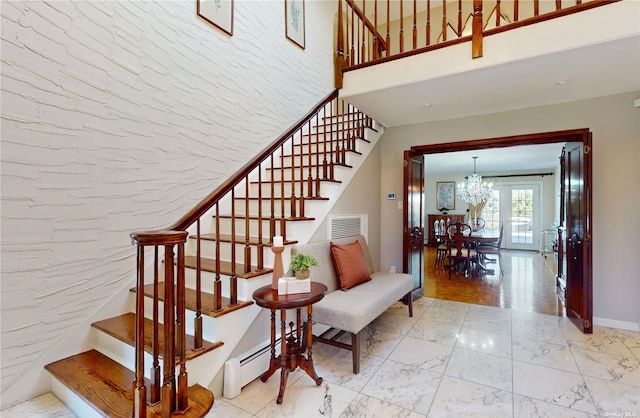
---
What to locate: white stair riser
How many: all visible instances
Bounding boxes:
[93,329,215,388]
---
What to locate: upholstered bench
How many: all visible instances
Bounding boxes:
[290,235,414,373]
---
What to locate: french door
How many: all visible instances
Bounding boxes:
[484,183,541,251]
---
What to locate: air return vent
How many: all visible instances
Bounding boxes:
[328,214,368,241]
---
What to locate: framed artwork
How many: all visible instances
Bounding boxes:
[285,0,305,49]
[436,181,456,210]
[197,0,234,36]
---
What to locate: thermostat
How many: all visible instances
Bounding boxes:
[387,192,396,200]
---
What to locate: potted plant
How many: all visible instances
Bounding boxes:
[289,253,319,280]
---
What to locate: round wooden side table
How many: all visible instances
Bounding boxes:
[252,282,327,404]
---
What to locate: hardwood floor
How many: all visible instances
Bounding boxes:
[424,246,566,317]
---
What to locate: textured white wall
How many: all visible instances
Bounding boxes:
[0,0,335,404]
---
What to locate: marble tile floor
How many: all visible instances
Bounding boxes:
[6,298,640,417]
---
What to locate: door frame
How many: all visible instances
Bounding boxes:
[410,128,592,330]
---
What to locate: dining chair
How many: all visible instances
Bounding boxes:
[446,222,476,279]
[476,222,504,276]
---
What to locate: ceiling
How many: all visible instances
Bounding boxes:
[422,143,564,176]
[344,33,640,175]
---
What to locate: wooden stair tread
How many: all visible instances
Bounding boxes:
[297,134,371,143]
[135,282,254,318]
[45,350,213,418]
[233,196,330,201]
[184,255,272,279]
[265,162,352,170]
[91,313,222,361]
[250,178,342,184]
[281,149,363,157]
[212,214,315,222]
[190,234,297,247]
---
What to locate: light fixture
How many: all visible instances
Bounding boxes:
[457,156,493,206]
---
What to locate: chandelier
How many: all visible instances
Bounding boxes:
[457,156,493,206]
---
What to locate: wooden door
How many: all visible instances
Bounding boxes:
[403,151,424,295]
[563,138,593,333]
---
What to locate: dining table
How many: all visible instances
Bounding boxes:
[438,227,500,275]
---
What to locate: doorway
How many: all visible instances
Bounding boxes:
[405,129,593,333]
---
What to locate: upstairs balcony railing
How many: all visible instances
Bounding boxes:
[335,0,619,86]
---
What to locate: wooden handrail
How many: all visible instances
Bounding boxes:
[169,89,339,231]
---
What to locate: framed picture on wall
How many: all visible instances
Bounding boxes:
[285,0,305,49]
[197,0,234,36]
[436,181,456,210]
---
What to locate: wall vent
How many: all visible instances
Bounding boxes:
[328,214,368,241]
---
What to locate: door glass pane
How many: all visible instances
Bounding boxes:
[511,189,533,244]
[483,189,500,237]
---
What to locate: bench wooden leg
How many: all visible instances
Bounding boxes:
[351,332,360,374]
[407,292,414,317]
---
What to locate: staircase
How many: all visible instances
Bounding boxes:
[44,90,382,417]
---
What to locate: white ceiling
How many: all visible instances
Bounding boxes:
[346,36,640,128]
[423,144,564,176]
[341,6,640,175]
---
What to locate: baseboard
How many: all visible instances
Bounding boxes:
[593,316,640,332]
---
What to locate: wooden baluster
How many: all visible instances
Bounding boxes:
[496,0,501,27]
[413,0,417,49]
[373,0,379,60]
[337,100,344,165]
[194,220,203,348]
[386,0,390,56]
[350,103,356,152]
[314,110,320,197]
[269,153,276,241]
[399,0,404,52]
[257,164,264,270]
[329,99,335,180]
[457,0,462,36]
[556,0,561,11]
[230,188,237,305]
[361,0,366,64]
[176,241,188,412]
[442,0,447,42]
[244,175,251,274]
[472,0,483,58]
[162,245,175,417]
[514,0,519,22]
[151,247,160,404]
[322,103,328,180]
[308,115,316,198]
[133,244,146,418]
[279,144,286,237]
[214,205,222,311]
[534,0,539,16]
[350,5,355,65]
[336,0,345,86]
[425,0,431,46]
[343,101,349,161]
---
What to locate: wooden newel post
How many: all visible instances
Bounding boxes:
[130,230,189,418]
[472,0,483,58]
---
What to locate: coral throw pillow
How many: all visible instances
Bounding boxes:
[330,240,372,291]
